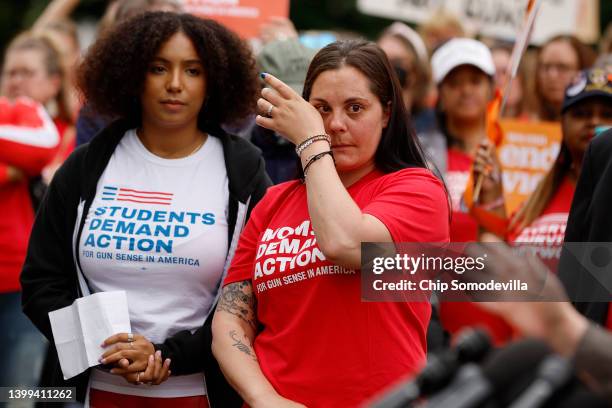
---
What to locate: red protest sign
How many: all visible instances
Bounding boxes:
[182,0,290,38]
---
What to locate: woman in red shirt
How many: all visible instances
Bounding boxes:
[476,68,612,249]
[212,40,450,407]
[0,31,72,391]
[425,38,515,345]
[472,68,612,340]
[2,32,76,191]
[507,69,612,244]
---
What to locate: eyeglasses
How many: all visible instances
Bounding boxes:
[538,63,577,75]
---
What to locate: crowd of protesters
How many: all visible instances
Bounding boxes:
[1,0,612,406]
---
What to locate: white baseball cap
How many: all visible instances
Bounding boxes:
[431,38,495,84]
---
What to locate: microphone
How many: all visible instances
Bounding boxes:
[421,339,552,408]
[368,329,491,408]
[508,355,573,408]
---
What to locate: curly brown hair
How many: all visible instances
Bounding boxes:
[77,12,258,129]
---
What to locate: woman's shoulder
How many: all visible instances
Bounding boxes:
[245,179,303,225]
[263,179,304,200]
[378,166,445,190]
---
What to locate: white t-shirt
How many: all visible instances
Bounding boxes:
[79,129,228,397]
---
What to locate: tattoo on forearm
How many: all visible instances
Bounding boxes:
[218,281,257,330]
[230,330,257,361]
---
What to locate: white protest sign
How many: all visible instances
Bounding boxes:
[357,0,599,45]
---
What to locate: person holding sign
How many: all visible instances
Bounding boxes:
[475,67,612,245]
[212,40,450,407]
[423,38,517,346]
[427,38,505,242]
[467,67,612,349]
[21,12,270,407]
[507,68,612,243]
[443,68,612,346]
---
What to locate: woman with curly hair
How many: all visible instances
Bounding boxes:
[20,11,269,407]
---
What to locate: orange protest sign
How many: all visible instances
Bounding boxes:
[498,120,562,214]
[182,0,290,38]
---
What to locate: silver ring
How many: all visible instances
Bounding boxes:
[266,105,274,118]
[127,333,134,343]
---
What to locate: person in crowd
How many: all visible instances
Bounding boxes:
[249,17,316,184]
[420,38,515,345]
[490,43,527,119]
[476,68,612,246]
[2,31,78,396]
[2,32,76,197]
[21,12,269,407]
[212,39,450,407]
[377,22,435,134]
[2,33,75,146]
[427,38,503,238]
[456,68,612,349]
[527,34,595,122]
[0,97,59,389]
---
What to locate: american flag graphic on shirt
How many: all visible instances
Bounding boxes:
[102,186,173,205]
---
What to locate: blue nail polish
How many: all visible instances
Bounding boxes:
[260,72,267,79]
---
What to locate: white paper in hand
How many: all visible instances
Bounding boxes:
[49,291,131,380]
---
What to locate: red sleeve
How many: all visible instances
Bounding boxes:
[363,168,451,243]
[0,97,60,176]
[223,183,290,286]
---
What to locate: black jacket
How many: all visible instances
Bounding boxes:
[559,129,612,326]
[20,120,271,406]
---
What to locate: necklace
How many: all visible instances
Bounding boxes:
[136,129,206,158]
[187,135,206,156]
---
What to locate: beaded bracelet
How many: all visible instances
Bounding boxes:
[302,150,335,180]
[295,134,331,156]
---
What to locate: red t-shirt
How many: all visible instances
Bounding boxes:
[224,168,450,407]
[51,117,76,164]
[508,177,574,244]
[506,177,574,277]
[441,148,514,345]
[446,148,479,242]
[0,98,59,293]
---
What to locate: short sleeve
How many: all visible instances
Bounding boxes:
[223,182,293,286]
[363,168,450,243]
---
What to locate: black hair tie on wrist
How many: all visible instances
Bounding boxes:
[301,150,335,182]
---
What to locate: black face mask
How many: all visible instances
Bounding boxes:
[392,63,410,89]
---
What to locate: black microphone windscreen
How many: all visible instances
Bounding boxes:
[455,329,492,364]
[482,339,553,406]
